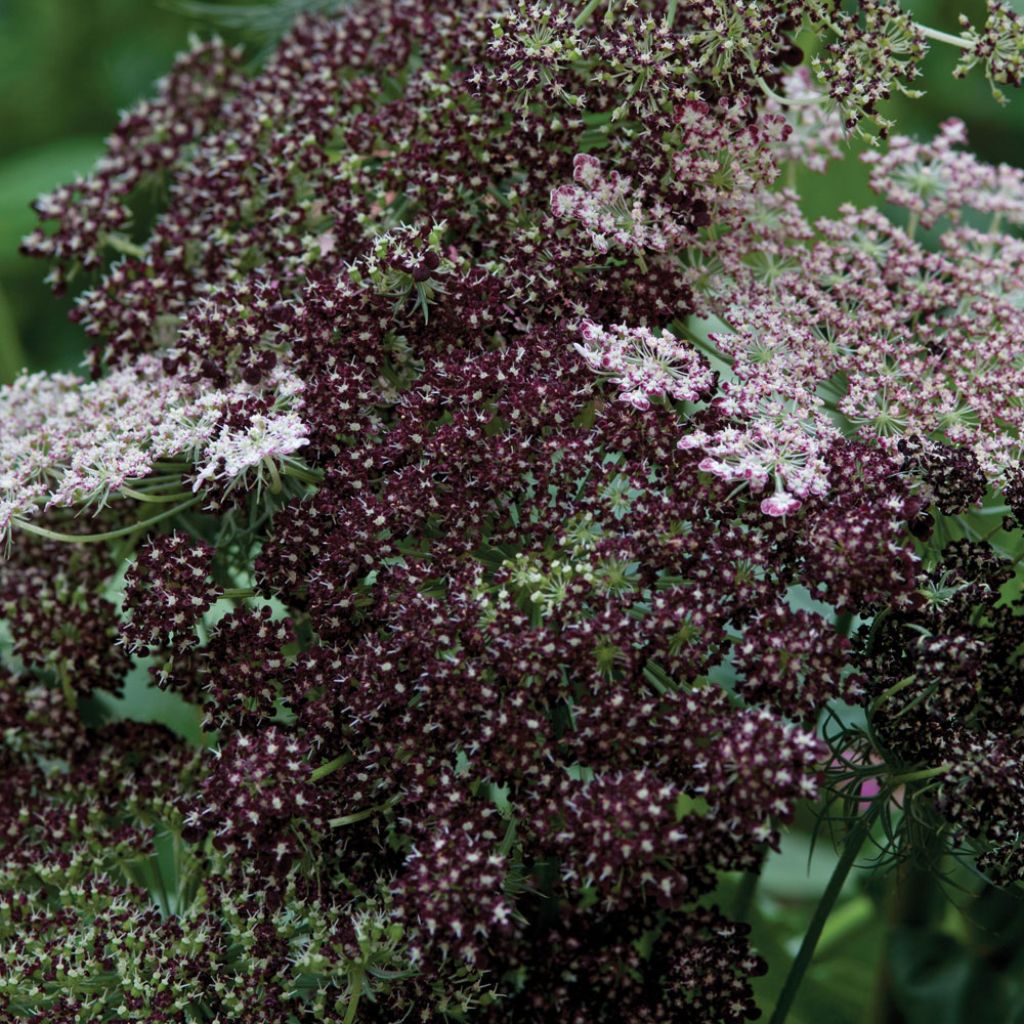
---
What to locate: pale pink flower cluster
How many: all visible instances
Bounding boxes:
[574,321,716,411]
[863,117,1024,229]
[551,154,688,255]
[192,411,310,492]
[764,69,846,174]
[0,355,309,538]
[671,98,789,210]
[571,122,1024,515]
[679,405,835,517]
[678,140,1024,493]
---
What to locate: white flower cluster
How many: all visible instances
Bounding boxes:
[0,355,310,539]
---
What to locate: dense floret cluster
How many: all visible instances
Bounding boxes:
[5,1,1024,1021]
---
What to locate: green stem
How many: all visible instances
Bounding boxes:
[221,587,255,600]
[131,473,186,486]
[329,806,382,828]
[971,503,1009,516]
[916,23,973,50]
[264,456,283,495]
[868,674,916,715]
[756,76,823,108]
[872,825,947,1023]
[310,753,351,783]
[281,463,324,485]
[12,497,200,545]
[104,233,147,259]
[786,161,798,192]
[889,763,951,786]
[57,663,77,711]
[343,965,365,1024]
[121,487,195,504]
[664,0,678,29]
[769,803,880,1024]
[574,0,604,27]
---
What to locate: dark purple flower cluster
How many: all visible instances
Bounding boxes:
[857,538,1024,880]
[5,1,1024,1021]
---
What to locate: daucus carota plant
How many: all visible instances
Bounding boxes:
[5,0,1024,1021]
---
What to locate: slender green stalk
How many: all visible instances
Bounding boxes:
[868,674,916,715]
[310,753,351,783]
[574,0,604,28]
[664,0,678,29]
[132,473,187,485]
[12,497,200,545]
[264,456,283,495]
[122,487,195,504]
[104,233,148,259]
[57,663,77,711]
[343,965,365,1024]
[221,587,255,600]
[916,23,973,50]
[281,463,324,484]
[329,806,383,828]
[971,503,1009,516]
[756,76,824,108]
[769,802,880,1024]
[889,763,951,786]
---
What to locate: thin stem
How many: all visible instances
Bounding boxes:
[769,802,880,1024]
[756,76,823,108]
[868,674,916,715]
[971,503,1009,516]
[574,0,604,28]
[664,0,678,30]
[889,763,951,786]
[310,753,351,783]
[264,456,283,495]
[121,487,195,504]
[281,463,324,485]
[57,663,77,711]
[916,23,973,50]
[131,473,187,486]
[221,587,255,600]
[104,233,147,259]
[906,210,919,241]
[12,497,200,545]
[343,965,365,1024]
[329,806,382,828]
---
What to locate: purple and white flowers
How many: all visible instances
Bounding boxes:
[4,1,1024,1022]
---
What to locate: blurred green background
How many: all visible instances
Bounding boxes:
[2,1,1024,1021]
[0,0,213,379]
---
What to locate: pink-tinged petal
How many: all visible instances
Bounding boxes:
[760,492,802,517]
